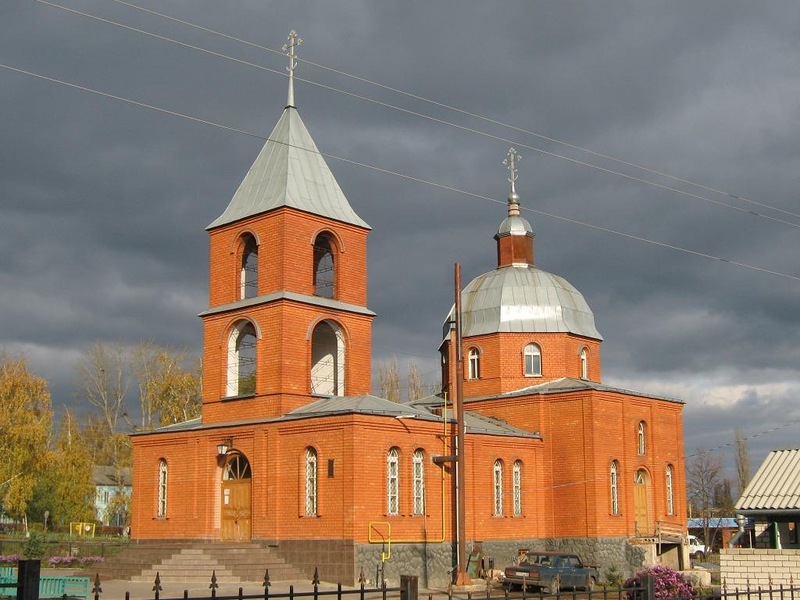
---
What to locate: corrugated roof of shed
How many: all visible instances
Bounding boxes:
[736,448,800,512]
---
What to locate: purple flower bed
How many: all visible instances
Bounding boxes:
[47,556,105,568]
[624,565,695,600]
[0,555,22,565]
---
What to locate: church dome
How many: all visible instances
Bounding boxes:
[497,214,533,237]
[452,264,602,340]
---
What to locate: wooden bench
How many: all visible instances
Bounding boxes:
[39,575,91,599]
[0,568,90,600]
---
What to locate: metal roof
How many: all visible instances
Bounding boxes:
[286,394,440,422]
[207,107,369,230]
[198,290,376,318]
[445,265,602,341]
[497,215,533,237]
[736,448,800,512]
[92,466,132,487]
[137,395,539,440]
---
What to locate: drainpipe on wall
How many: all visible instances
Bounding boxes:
[728,514,746,548]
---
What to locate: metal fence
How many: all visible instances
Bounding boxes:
[3,561,800,600]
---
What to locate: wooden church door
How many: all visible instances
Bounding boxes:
[633,469,652,536]
[221,454,252,541]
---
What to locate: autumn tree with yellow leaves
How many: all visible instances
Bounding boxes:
[0,355,53,520]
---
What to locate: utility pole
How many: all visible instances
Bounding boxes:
[454,263,472,586]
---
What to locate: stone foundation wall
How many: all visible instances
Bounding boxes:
[354,537,648,589]
[355,542,454,589]
[720,548,800,589]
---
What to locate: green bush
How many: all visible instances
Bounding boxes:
[22,532,45,559]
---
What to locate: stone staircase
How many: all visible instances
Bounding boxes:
[82,542,306,584]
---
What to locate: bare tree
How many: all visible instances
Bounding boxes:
[77,342,128,434]
[406,362,426,402]
[378,358,401,402]
[687,448,724,551]
[734,428,751,497]
[131,341,160,429]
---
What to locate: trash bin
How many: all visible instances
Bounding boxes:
[400,575,418,600]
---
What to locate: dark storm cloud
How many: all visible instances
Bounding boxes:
[2,0,800,477]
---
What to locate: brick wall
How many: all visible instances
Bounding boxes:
[720,548,800,589]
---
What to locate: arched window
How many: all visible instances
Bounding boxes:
[638,421,646,456]
[524,343,542,377]
[666,464,674,515]
[305,447,318,516]
[157,459,168,518]
[468,347,481,380]
[387,447,399,515]
[493,460,504,516]
[310,320,345,396]
[580,347,588,380]
[413,449,425,516]
[313,233,336,298]
[240,234,258,300]
[226,321,256,397]
[223,454,252,480]
[513,460,523,517]
[610,460,619,515]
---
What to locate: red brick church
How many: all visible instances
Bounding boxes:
[130,36,688,587]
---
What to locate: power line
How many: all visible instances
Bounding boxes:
[36,0,800,232]
[3,61,800,286]
[106,0,800,225]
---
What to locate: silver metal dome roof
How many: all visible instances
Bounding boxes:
[497,215,533,237]
[449,265,602,340]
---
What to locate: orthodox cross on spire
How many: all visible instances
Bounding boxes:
[503,147,523,216]
[503,147,522,195]
[282,30,303,107]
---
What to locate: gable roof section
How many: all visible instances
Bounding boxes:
[92,465,132,487]
[736,448,800,513]
[208,107,369,231]
[135,395,539,440]
[285,394,438,421]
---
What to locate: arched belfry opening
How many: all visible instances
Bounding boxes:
[240,234,258,300]
[313,233,336,298]
[310,320,345,396]
[221,453,252,541]
[226,321,256,397]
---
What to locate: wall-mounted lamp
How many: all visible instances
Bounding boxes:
[217,437,233,456]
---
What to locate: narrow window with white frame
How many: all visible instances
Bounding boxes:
[493,459,504,516]
[412,449,425,516]
[666,464,674,515]
[387,447,399,515]
[468,347,481,380]
[610,460,619,515]
[580,347,588,380]
[513,460,523,516]
[638,421,646,456]
[524,343,542,377]
[157,458,168,518]
[305,447,318,516]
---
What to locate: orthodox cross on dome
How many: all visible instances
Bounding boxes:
[503,147,522,195]
[503,147,523,217]
[282,30,303,107]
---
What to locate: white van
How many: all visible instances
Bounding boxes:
[688,535,709,559]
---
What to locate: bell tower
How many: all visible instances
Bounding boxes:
[199,31,374,424]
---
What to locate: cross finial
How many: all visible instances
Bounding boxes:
[503,147,523,195]
[282,30,303,107]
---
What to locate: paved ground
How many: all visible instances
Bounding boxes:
[94,577,333,599]
[91,576,492,600]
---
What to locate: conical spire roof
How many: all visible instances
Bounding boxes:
[207,107,369,230]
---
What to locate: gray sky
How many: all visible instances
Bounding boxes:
[2,1,800,485]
